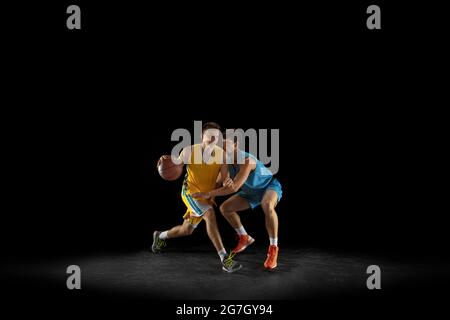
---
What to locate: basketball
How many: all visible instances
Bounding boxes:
[157,155,183,181]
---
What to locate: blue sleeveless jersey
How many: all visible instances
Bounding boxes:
[228,151,282,209]
[228,151,273,193]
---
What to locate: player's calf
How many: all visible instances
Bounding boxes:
[261,196,279,270]
[180,224,195,236]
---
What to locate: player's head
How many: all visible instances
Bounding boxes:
[202,122,221,146]
[223,137,238,156]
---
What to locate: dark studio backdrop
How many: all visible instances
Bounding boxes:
[22,109,446,259]
[2,0,449,313]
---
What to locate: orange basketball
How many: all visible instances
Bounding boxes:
[157,155,183,181]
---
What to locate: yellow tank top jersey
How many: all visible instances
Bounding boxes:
[183,143,223,195]
[180,144,223,223]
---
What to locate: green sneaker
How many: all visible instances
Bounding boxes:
[151,231,167,253]
[222,252,242,273]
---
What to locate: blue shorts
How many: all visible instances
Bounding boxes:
[237,178,283,209]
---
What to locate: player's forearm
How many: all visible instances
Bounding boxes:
[209,186,237,197]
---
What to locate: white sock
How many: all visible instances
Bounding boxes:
[234,226,247,236]
[218,249,227,262]
[159,231,169,240]
[269,237,278,246]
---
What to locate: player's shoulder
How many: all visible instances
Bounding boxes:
[239,151,257,165]
[187,144,202,154]
[191,143,202,149]
[242,156,256,168]
[245,156,256,164]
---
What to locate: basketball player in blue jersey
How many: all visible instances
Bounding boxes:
[193,138,282,270]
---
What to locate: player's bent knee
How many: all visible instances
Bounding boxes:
[262,201,275,214]
[202,209,216,221]
[219,204,231,216]
[182,225,195,236]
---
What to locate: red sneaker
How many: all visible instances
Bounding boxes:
[264,245,279,270]
[232,234,255,253]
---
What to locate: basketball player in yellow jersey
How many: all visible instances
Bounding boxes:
[152,122,242,273]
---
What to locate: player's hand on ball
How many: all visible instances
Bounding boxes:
[223,177,234,188]
[192,192,211,200]
[157,155,169,168]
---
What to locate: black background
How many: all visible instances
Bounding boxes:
[2,0,449,316]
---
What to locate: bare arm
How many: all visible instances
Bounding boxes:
[215,163,229,187]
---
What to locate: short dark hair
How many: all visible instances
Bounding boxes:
[223,129,239,144]
[202,122,221,135]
